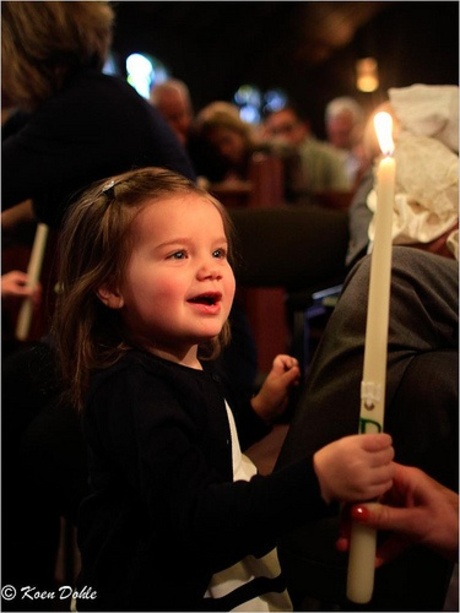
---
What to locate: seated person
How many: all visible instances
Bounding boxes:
[191,101,259,183]
[276,86,458,611]
[191,101,299,208]
[324,96,371,189]
[149,78,194,147]
[262,104,352,205]
[149,78,220,190]
[2,1,195,230]
[276,245,458,611]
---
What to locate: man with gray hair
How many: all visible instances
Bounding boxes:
[150,78,194,146]
[325,96,369,187]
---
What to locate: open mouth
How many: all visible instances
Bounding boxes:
[188,292,221,306]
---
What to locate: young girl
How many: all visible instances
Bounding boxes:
[53,167,394,611]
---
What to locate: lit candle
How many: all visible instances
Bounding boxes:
[346,111,395,604]
[16,223,49,341]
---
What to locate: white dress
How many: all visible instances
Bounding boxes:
[204,402,293,611]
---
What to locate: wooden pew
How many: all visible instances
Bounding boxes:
[210,152,291,378]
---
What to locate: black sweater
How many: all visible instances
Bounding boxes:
[76,350,333,611]
[2,70,195,228]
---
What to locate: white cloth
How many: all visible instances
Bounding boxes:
[389,84,459,152]
[204,402,292,611]
[367,85,459,258]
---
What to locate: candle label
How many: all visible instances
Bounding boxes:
[359,417,382,434]
[361,381,382,406]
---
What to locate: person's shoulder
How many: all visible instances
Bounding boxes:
[68,69,131,93]
[68,70,152,110]
[29,70,143,127]
[311,137,344,158]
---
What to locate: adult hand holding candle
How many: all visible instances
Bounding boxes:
[346,111,396,604]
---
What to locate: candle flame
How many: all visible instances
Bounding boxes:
[374,112,394,156]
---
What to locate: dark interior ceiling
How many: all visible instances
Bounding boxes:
[112,1,389,66]
[110,1,459,135]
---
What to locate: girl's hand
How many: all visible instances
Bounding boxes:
[314,433,394,504]
[251,354,300,424]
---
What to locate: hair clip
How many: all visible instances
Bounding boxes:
[101,179,115,193]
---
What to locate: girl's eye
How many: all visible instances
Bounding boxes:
[213,248,227,259]
[168,250,187,260]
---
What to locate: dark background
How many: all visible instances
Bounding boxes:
[110,1,459,136]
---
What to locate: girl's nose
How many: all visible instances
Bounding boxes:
[196,258,222,280]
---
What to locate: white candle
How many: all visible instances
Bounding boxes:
[15,223,49,341]
[346,112,395,604]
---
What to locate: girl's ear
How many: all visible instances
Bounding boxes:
[96,284,124,309]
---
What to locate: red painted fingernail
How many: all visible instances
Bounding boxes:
[351,505,370,522]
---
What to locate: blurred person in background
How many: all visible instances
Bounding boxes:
[192,101,258,183]
[2,1,195,230]
[325,96,370,188]
[150,78,194,147]
[263,105,351,204]
[149,80,229,188]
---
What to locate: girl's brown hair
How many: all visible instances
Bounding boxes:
[53,167,234,412]
[1,1,115,111]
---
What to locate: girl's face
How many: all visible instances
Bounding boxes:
[101,193,235,368]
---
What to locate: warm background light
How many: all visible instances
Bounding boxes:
[356,57,379,93]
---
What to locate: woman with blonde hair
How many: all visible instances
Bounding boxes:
[2,1,114,112]
[192,102,258,182]
[2,1,195,228]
